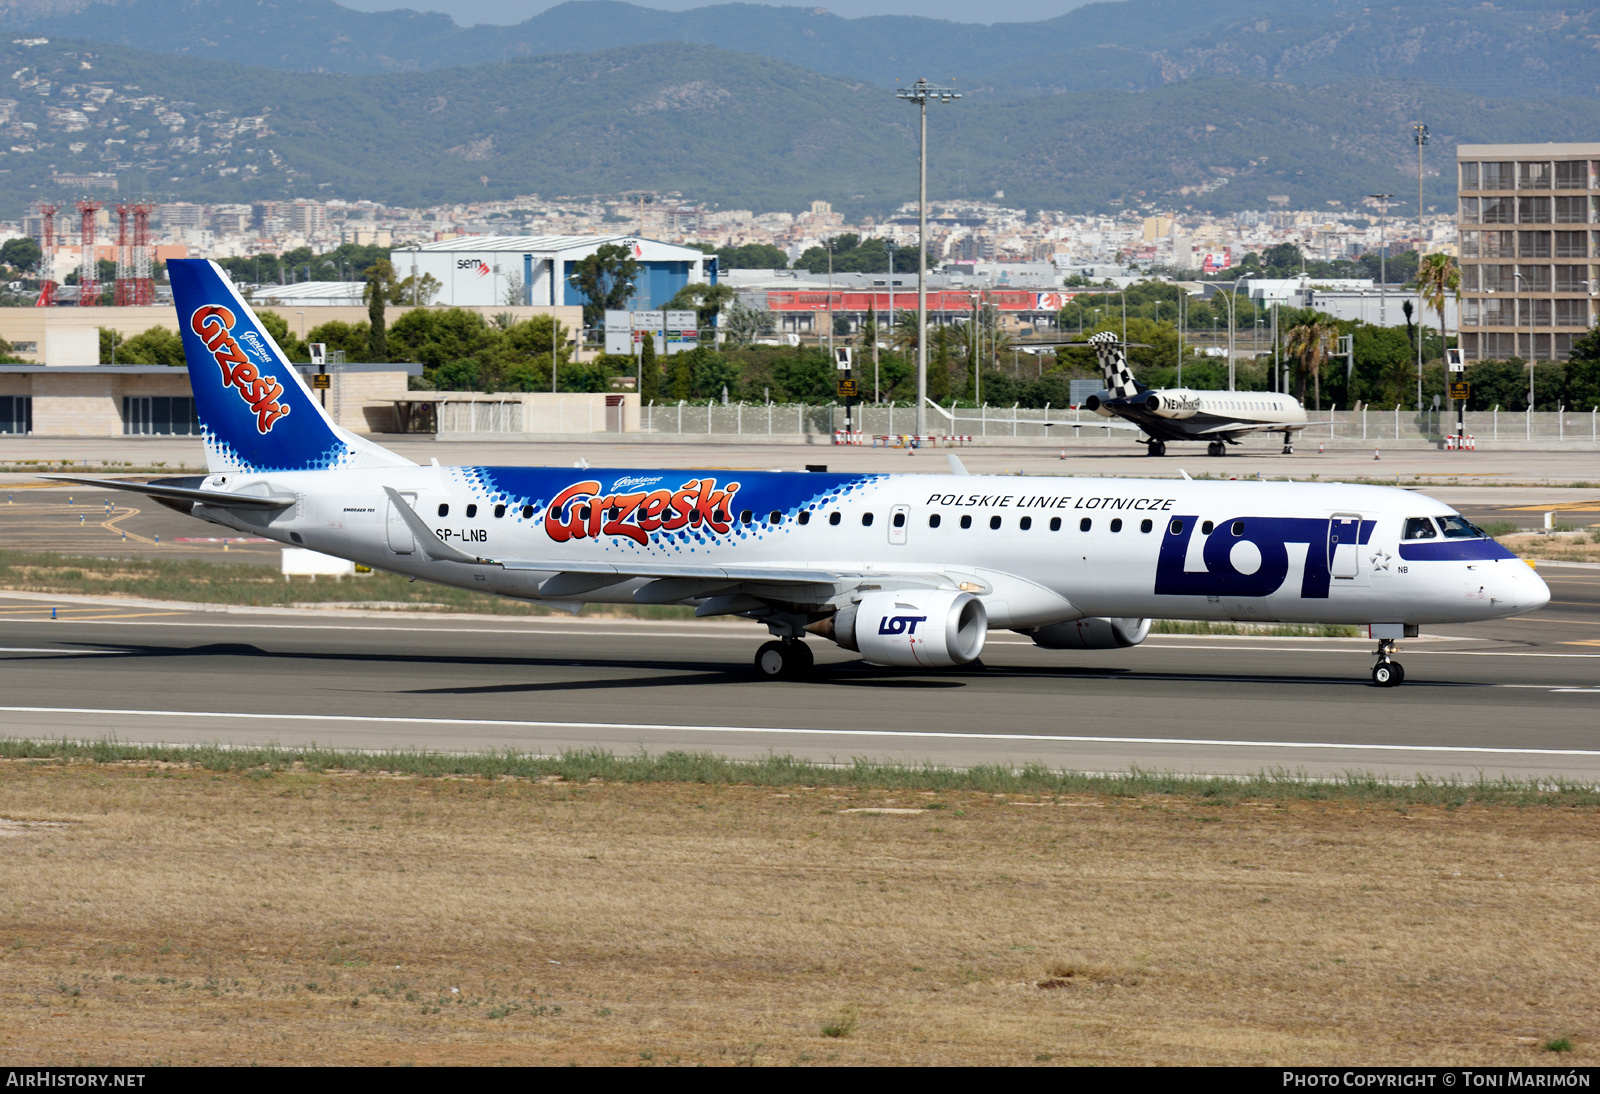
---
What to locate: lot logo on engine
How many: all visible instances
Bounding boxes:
[544,477,743,546]
[878,614,927,635]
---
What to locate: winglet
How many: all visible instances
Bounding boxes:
[947,454,970,476]
[1179,468,1192,481]
[382,486,494,565]
[922,397,956,422]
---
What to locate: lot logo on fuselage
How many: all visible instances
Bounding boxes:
[545,477,743,546]
[189,305,291,434]
[1154,515,1374,600]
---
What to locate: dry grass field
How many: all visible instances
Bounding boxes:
[1,758,1598,1067]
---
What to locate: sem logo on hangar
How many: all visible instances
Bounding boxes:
[455,258,491,278]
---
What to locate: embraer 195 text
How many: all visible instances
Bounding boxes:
[60,261,1550,687]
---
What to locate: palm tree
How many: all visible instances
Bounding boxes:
[891,308,919,353]
[1285,318,1337,410]
[1413,253,1461,362]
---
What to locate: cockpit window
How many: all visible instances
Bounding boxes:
[1403,517,1438,540]
[1436,515,1488,539]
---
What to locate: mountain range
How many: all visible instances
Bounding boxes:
[0,1,1595,217]
[0,0,1595,100]
[3,35,1597,218]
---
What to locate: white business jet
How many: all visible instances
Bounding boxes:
[1075,331,1318,457]
[57,261,1548,687]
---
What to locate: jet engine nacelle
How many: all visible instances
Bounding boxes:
[1142,392,1197,420]
[1027,616,1151,650]
[1081,391,1115,418]
[832,590,988,668]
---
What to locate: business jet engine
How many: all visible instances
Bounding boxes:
[1026,617,1151,650]
[826,590,988,668]
[1141,393,1198,420]
[1080,391,1115,417]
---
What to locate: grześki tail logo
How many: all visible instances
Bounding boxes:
[189,305,291,434]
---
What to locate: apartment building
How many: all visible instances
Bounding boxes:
[1456,142,1598,361]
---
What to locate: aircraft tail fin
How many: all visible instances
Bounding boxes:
[1087,331,1145,399]
[168,258,413,474]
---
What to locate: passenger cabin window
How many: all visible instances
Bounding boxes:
[862,512,874,527]
[493,504,506,518]
[465,503,477,518]
[438,503,449,518]
[929,513,942,528]
[1079,517,1092,532]
[521,505,534,520]
[1110,518,1123,532]
[1049,517,1062,531]
[990,515,1002,530]
[1436,515,1488,539]
[960,515,973,529]
[769,511,782,525]
[893,512,906,528]
[828,511,841,526]
[1019,516,1032,531]
[1201,520,1214,535]
[1404,517,1438,540]
[798,510,811,525]
[1231,520,1244,536]
[740,509,753,524]
[1140,518,1153,533]
[1169,519,1185,535]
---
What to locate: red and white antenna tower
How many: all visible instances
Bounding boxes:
[114,203,155,307]
[131,203,153,305]
[77,199,101,307]
[34,204,57,307]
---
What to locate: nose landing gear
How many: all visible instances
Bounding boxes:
[1371,638,1405,687]
[755,638,813,680]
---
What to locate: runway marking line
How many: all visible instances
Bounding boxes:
[3,704,1599,758]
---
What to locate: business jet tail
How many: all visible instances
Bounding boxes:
[168,258,412,475]
[1086,330,1147,399]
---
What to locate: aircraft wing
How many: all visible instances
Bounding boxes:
[46,474,297,510]
[1194,420,1325,436]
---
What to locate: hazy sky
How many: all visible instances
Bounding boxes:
[337,0,1093,26]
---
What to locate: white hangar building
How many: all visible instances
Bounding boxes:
[394,236,717,311]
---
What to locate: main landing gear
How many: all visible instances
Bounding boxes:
[1145,440,1167,457]
[754,638,813,680]
[1207,441,1228,457]
[1281,430,1295,456]
[1371,638,1405,687]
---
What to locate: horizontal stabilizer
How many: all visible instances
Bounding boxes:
[46,475,295,511]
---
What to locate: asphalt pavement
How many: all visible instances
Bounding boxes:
[0,564,1594,781]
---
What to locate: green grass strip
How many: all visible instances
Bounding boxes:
[1,738,1595,808]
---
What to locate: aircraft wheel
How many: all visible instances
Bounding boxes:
[754,640,812,680]
[1147,440,1166,457]
[1207,441,1225,457]
[1371,661,1405,687]
[1282,444,1295,455]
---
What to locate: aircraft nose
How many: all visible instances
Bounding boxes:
[1523,564,1552,612]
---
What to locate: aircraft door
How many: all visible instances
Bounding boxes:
[889,504,910,546]
[1328,514,1361,579]
[386,491,418,554]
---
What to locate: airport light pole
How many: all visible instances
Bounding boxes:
[1369,193,1392,360]
[896,77,960,440]
[1514,270,1535,411]
[1412,123,1428,256]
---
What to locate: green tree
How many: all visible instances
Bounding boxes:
[1285,318,1338,409]
[1413,253,1460,364]
[688,346,740,401]
[0,237,41,273]
[716,243,788,270]
[721,300,774,348]
[1564,328,1600,410]
[305,320,371,361]
[639,330,660,403]
[364,259,396,363]
[567,243,640,326]
[670,338,693,401]
[664,281,735,330]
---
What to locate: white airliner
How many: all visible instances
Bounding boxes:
[1076,332,1317,457]
[58,261,1548,688]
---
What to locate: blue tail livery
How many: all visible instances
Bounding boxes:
[168,258,411,474]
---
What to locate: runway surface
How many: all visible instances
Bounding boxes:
[0,563,1595,781]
